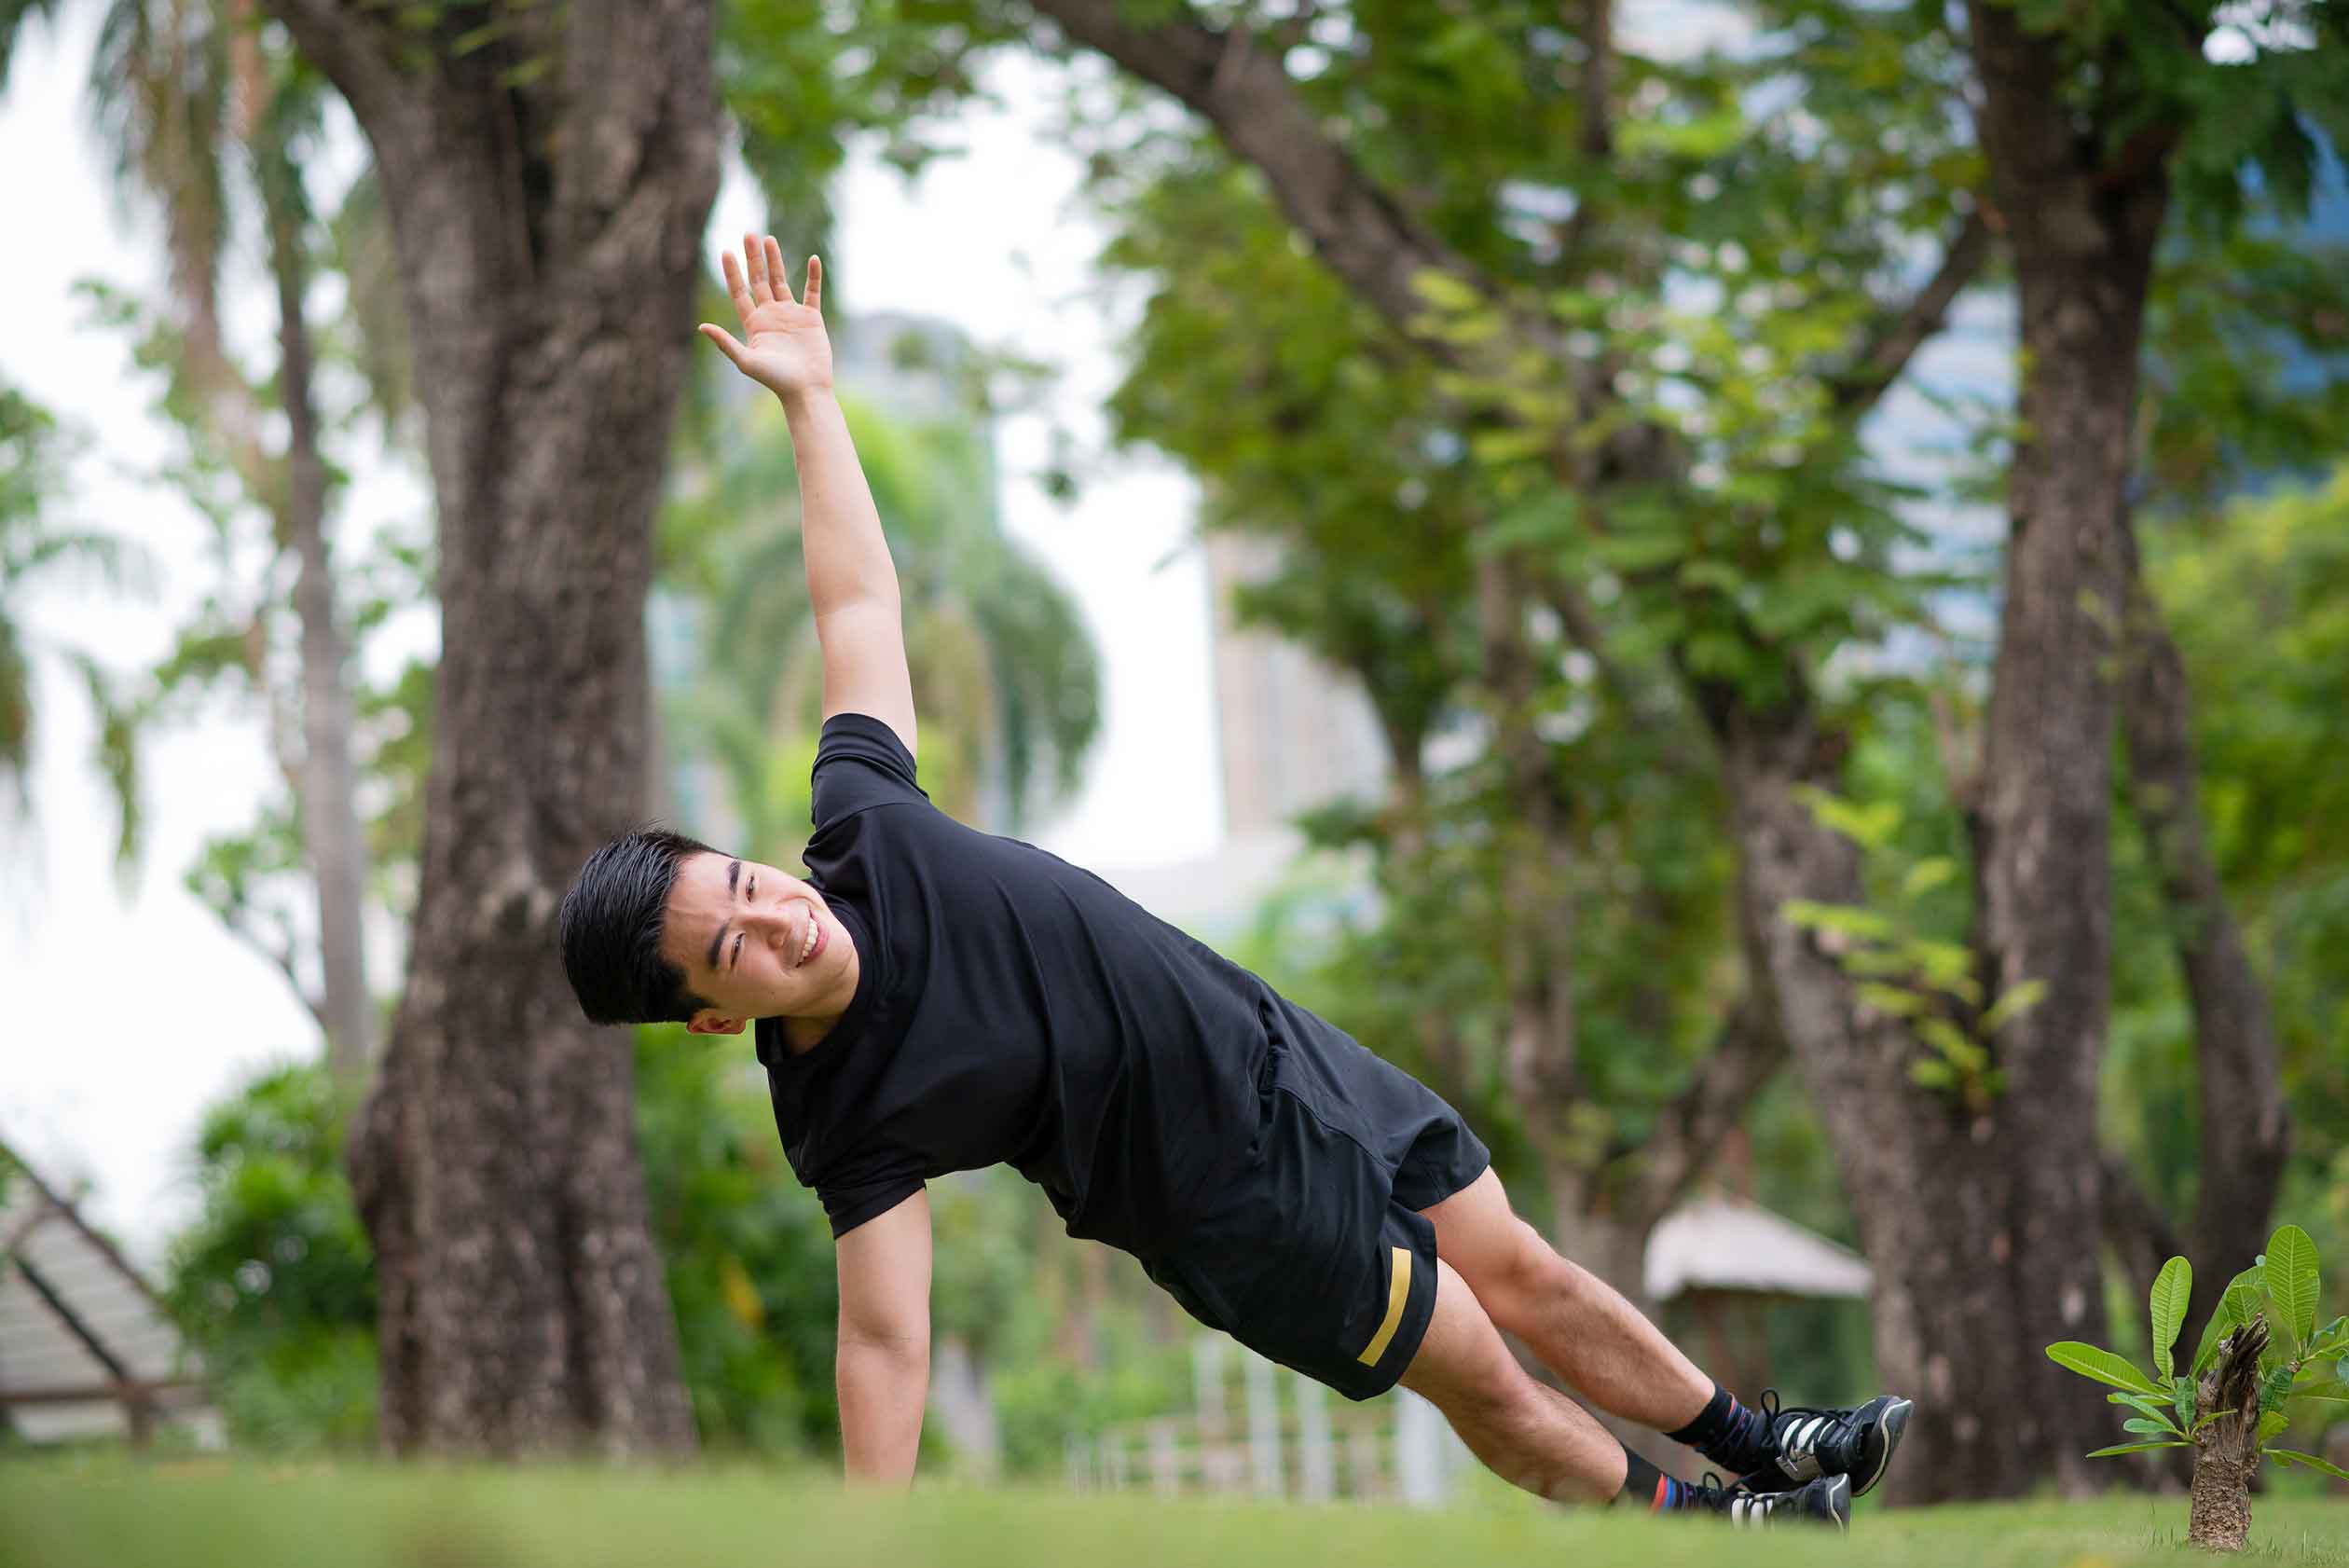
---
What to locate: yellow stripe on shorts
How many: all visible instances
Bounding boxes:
[1356,1245,1412,1366]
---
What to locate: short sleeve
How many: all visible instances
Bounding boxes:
[810,711,927,832]
[817,1145,927,1237]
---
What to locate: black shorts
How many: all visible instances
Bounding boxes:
[1139,998,1490,1401]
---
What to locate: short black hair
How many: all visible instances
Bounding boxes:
[558,825,729,1025]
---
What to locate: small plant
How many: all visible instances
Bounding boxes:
[2047,1223,2349,1553]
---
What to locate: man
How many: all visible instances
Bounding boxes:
[559,236,1910,1525]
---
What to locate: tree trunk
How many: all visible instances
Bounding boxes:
[1714,696,2109,1501]
[2116,513,2291,1306]
[2190,1318,2268,1551]
[1023,0,2166,1502]
[259,143,376,1099]
[264,0,719,1456]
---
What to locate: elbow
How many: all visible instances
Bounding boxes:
[840,1323,929,1364]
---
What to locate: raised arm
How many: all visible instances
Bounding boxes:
[701,236,918,757]
[832,1188,932,1486]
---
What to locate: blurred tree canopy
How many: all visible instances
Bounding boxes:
[9,0,2345,1491]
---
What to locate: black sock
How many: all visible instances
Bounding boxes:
[1618,1446,1696,1512]
[1664,1382,1775,1476]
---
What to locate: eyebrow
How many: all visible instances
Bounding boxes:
[702,858,742,971]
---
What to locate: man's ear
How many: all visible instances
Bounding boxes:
[685,1011,746,1037]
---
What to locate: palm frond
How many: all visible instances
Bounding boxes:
[57,647,145,880]
[89,0,236,369]
[7,527,159,599]
[0,612,33,811]
[328,162,412,439]
[0,0,67,90]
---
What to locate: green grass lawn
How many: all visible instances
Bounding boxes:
[2,1457,2343,1568]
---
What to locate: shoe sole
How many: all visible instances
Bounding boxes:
[1823,1473,1851,1532]
[1853,1396,1914,1497]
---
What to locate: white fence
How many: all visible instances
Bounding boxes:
[1065,1335,1473,1505]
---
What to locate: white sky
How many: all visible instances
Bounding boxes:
[0,14,1219,1263]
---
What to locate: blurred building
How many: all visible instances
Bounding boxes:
[1201,532,1387,842]
[1083,532,1385,942]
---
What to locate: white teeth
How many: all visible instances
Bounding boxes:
[799,914,817,965]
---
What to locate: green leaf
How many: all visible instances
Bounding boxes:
[2085,1441,2190,1458]
[2286,1378,2349,1404]
[2192,1278,2256,1377]
[1919,1017,1986,1070]
[2265,1225,2319,1343]
[2047,1342,2164,1396]
[1980,978,2050,1035]
[1909,1059,1958,1089]
[2268,1448,2349,1482]
[2222,1267,2269,1329]
[1591,530,1686,572]
[2266,1286,2303,1362]
[1792,786,1901,849]
[1781,899,1894,943]
[2108,1391,2175,1418]
[495,54,554,90]
[1677,558,1746,596]
[2258,1410,2289,1441]
[1467,427,1553,466]
[1856,982,1928,1018]
[1900,858,1957,901]
[1409,268,1488,315]
[2150,1257,2193,1382]
[2260,1365,2298,1416]
[2122,1416,2183,1437]
[1907,940,1976,991]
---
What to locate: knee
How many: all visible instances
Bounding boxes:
[1452,1349,1550,1435]
[1476,1220,1573,1330]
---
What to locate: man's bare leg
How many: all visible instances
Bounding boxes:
[1395,1245,1858,1528]
[1421,1168,1711,1431]
[1395,1253,1630,1504]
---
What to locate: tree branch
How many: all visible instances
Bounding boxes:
[259,0,402,130]
[1629,997,1787,1229]
[2101,1151,2188,1288]
[1556,0,1615,275]
[1828,208,1995,416]
[219,902,328,1037]
[1028,0,1504,351]
[2117,507,2290,1286]
[1532,565,1712,779]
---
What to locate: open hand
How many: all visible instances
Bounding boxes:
[700,234,831,399]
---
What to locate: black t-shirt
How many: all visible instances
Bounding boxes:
[754,712,1275,1250]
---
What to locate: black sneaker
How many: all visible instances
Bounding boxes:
[1685,1472,1850,1531]
[1741,1390,1914,1497]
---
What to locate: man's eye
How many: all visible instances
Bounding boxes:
[732,931,743,969]
[748,876,757,900]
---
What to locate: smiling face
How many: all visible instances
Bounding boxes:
[658,852,859,1036]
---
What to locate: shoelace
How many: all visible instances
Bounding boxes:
[1686,1472,1784,1528]
[1759,1387,1848,1458]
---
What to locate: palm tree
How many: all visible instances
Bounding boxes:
[34,0,381,1092]
[0,379,150,876]
[660,330,1102,850]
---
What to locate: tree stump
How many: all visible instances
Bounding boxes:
[2189,1318,2268,1551]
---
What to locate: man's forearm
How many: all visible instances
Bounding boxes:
[782,386,900,614]
[836,1332,927,1485]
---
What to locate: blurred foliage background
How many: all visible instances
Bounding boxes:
[1,0,2345,1504]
